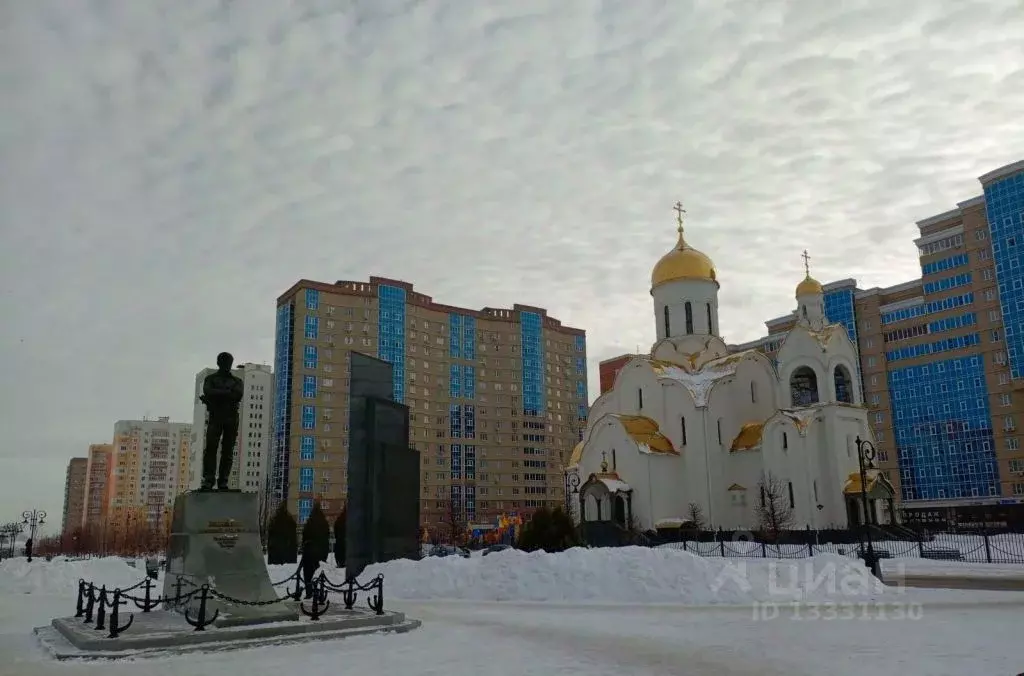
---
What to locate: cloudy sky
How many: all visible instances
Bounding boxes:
[2,0,1022,531]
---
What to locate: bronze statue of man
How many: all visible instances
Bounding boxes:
[199,352,244,491]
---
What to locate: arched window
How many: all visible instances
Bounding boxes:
[789,366,820,407]
[685,302,694,334]
[706,303,713,334]
[834,364,854,403]
[802,305,808,318]
[663,305,671,337]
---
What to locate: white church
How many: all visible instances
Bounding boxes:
[566,207,896,533]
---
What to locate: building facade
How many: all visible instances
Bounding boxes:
[272,276,588,530]
[569,216,881,532]
[733,159,1024,528]
[599,354,632,394]
[109,417,191,531]
[82,443,113,531]
[61,457,89,534]
[187,363,273,503]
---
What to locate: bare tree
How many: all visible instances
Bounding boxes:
[443,500,467,546]
[756,471,795,539]
[686,502,707,530]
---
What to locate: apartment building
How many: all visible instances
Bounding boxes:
[61,457,88,534]
[82,443,113,531]
[109,417,191,531]
[187,363,273,503]
[272,276,588,529]
[731,159,1024,527]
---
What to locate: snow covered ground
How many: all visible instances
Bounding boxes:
[2,550,1024,675]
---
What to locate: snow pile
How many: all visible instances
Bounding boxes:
[0,556,142,596]
[357,546,894,604]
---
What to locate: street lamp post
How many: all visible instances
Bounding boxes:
[22,509,46,562]
[854,437,880,578]
[565,471,581,517]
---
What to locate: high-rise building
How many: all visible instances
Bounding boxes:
[731,159,1024,527]
[82,443,113,531]
[272,276,588,529]
[109,417,191,531]
[61,457,88,534]
[599,354,632,394]
[187,363,273,503]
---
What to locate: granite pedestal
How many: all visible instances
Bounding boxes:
[163,490,298,625]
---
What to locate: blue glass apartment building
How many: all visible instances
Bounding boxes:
[272,276,588,529]
[731,159,1024,527]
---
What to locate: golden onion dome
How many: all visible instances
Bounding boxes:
[651,216,717,290]
[795,275,823,297]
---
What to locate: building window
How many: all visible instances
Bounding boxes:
[717,418,722,445]
[789,366,820,407]
[681,417,687,445]
[834,365,853,403]
[706,303,713,334]
[685,302,693,335]
[787,481,795,509]
[638,388,643,410]
[782,432,788,450]
[750,381,757,403]
[663,306,670,337]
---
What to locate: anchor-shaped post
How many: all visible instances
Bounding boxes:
[184,584,219,631]
[107,588,135,639]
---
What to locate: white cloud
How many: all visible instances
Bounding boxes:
[1,0,1022,524]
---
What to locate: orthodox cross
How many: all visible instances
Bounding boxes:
[802,249,811,276]
[673,201,687,234]
[600,450,609,473]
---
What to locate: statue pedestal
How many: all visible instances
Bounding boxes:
[163,491,298,626]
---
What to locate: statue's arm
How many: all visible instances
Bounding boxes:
[203,376,232,399]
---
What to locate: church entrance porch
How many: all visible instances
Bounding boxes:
[579,472,634,530]
[843,470,897,527]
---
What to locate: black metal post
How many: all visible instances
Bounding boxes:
[854,436,881,578]
[21,509,46,562]
[565,472,580,515]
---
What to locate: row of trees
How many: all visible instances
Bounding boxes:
[266,502,346,566]
[28,519,171,558]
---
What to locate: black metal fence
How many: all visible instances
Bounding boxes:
[71,567,386,639]
[653,532,1024,564]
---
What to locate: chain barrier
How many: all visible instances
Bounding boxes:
[72,565,385,638]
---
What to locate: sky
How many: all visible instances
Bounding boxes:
[1,0,1023,533]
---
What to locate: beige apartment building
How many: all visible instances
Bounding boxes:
[61,457,88,534]
[732,159,1024,528]
[271,276,588,533]
[109,417,192,532]
[82,443,113,531]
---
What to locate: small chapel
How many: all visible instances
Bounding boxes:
[566,204,897,533]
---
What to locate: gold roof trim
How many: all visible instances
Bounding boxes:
[612,414,679,455]
[568,440,585,467]
[842,470,895,498]
[730,422,765,452]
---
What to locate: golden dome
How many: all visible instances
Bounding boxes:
[651,205,717,290]
[795,275,823,297]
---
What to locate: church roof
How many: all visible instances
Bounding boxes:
[842,470,895,498]
[568,441,585,467]
[651,205,717,290]
[647,351,752,407]
[612,414,678,455]
[730,422,765,452]
[584,472,632,494]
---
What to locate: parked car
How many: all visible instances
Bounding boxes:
[482,544,511,556]
[429,545,470,558]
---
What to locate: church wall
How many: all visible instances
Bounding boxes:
[576,421,681,530]
[660,382,715,523]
